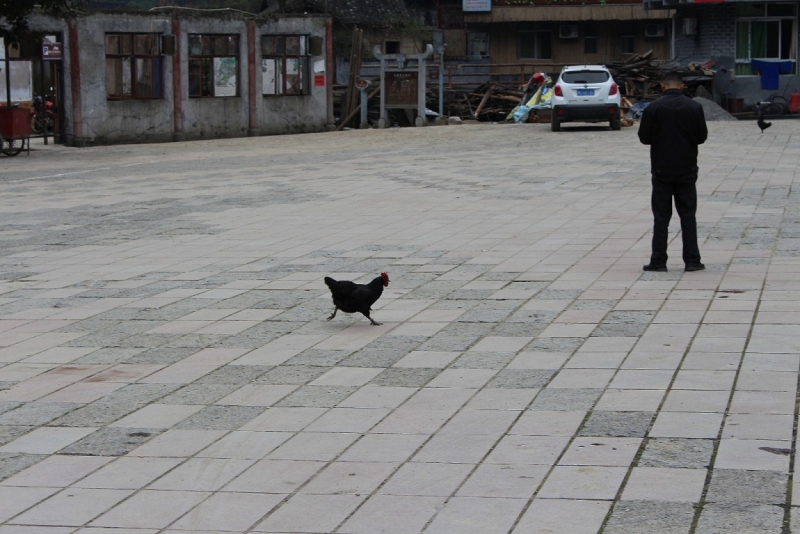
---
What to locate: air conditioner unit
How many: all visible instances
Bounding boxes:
[645,23,665,38]
[559,25,579,39]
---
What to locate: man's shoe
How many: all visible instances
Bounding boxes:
[643,264,668,272]
[685,263,705,272]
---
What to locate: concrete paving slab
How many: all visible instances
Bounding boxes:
[2,121,800,532]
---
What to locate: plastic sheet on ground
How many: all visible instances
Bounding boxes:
[509,73,552,123]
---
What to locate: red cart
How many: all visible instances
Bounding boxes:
[0,107,31,156]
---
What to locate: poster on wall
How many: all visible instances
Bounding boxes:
[122,57,132,96]
[214,57,237,97]
[262,59,277,95]
[463,0,491,12]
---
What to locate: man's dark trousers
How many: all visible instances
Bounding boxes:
[650,172,701,266]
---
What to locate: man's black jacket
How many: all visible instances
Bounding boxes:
[638,89,708,177]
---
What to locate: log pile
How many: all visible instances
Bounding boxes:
[608,50,664,98]
[444,82,526,122]
[608,50,713,101]
[607,50,666,101]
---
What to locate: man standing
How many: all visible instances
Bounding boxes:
[638,71,708,272]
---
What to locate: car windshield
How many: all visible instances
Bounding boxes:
[562,71,610,84]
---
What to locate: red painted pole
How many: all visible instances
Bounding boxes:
[326,17,334,128]
[248,20,257,134]
[172,18,183,139]
[67,18,82,142]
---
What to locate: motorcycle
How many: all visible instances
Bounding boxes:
[30,94,55,135]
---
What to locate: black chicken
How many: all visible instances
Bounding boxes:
[757,113,772,133]
[324,272,389,326]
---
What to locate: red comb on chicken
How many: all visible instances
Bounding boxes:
[324,272,389,326]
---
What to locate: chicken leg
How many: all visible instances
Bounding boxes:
[326,308,338,321]
[362,311,382,326]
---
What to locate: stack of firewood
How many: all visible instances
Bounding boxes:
[607,50,671,101]
[444,82,527,122]
[608,50,714,112]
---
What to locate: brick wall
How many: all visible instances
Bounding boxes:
[673,4,736,64]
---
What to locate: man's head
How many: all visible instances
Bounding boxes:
[661,71,684,91]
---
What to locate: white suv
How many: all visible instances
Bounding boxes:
[550,65,621,131]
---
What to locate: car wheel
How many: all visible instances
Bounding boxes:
[551,117,561,132]
[610,117,621,131]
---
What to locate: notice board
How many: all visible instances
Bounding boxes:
[385,71,418,107]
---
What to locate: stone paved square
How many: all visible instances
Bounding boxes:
[1,120,799,532]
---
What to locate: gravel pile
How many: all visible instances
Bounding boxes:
[693,96,737,121]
